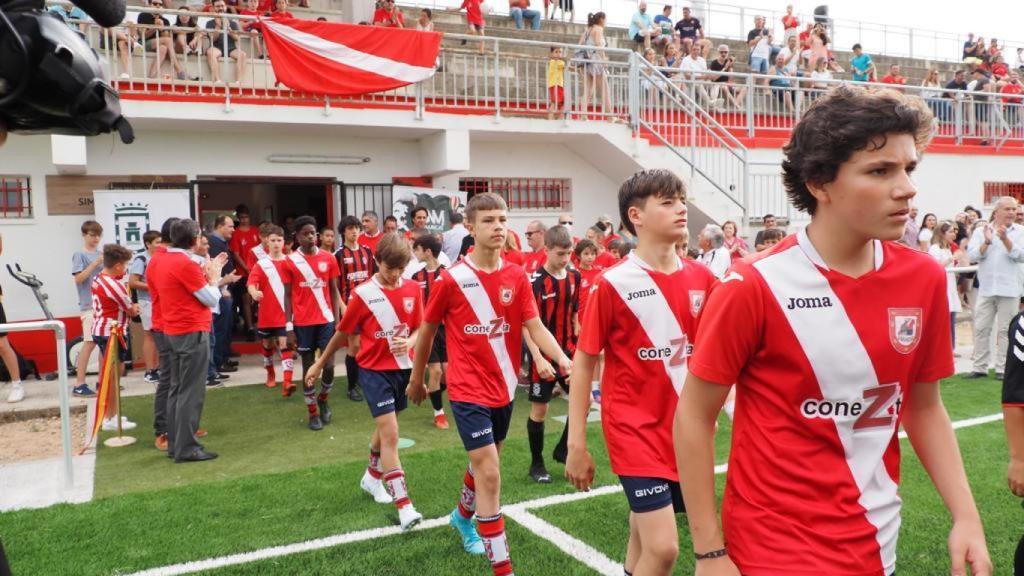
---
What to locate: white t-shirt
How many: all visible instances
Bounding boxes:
[918,228,933,246]
[402,251,452,279]
[752,36,772,60]
[778,46,800,74]
[680,55,707,76]
[928,244,962,313]
[810,69,832,86]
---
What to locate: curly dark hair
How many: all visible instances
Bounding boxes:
[781,85,934,216]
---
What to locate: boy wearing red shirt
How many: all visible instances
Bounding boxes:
[247,225,295,392]
[92,244,140,431]
[308,233,424,530]
[676,87,991,576]
[456,0,486,54]
[409,193,571,575]
[229,205,260,340]
[573,239,603,404]
[286,215,341,431]
[565,170,715,576]
[524,225,580,484]
[336,215,377,402]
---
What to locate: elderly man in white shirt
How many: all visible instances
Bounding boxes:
[440,212,469,263]
[967,196,1024,378]
[698,224,731,279]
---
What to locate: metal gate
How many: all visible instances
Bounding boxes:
[341,183,393,220]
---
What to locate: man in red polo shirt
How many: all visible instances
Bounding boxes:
[373,0,405,27]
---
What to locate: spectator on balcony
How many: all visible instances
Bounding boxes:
[808,57,832,95]
[963,33,981,62]
[881,64,907,87]
[662,43,680,78]
[48,2,88,32]
[680,41,707,78]
[553,0,573,22]
[373,0,404,27]
[989,38,1002,60]
[806,22,829,72]
[222,0,240,13]
[849,43,875,82]
[777,35,800,76]
[629,2,661,52]
[1000,71,1023,128]
[747,16,772,84]
[547,46,566,120]
[991,54,1009,81]
[205,0,247,86]
[768,53,796,113]
[944,69,968,100]
[968,69,992,145]
[708,44,745,109]
[509,0,540,31]
[780,4,799,44]
[138,0,188,80]
[966,36,988,66]
[174,9,203,56]
[271,0,293,19]
[102,21,138,80]
[921,69,947,120]
[415,8,433,31]
[674,6,702,45]
[579,12,611,119]
[798,22,812,59]
[653,5,673,43]
[456,0,485,54]
[237,0,266,59]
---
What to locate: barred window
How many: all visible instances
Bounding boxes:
[984,182,1024,206]
[459,177,571,211]
[0,176,32,218]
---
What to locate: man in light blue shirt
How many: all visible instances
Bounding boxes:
[850,43,875,82]
[629,2,659,51]
[967,196,1024,378]
[48,2,89,32]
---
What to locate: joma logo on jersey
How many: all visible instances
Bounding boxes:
[626,288,657,301]
[464,318,510,339]
[367,297,385,305]
[801,383,902,431]
[634,483,670,498]
[786,296,833,310]
[637,337,691,367]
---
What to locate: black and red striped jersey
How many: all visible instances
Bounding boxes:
[335,244,376,303]
[410,263,445,306]
[532,266,581,354]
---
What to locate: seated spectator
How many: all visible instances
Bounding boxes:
[850,43,875,82]
[48,2,88,32]
[102,23,138,80]
[674,6,702,44]
[989,38,1002,60]
[798,22,813,59]
[968,68,993,145]
[768,53,796,112]
[708,44,746,109]
[373,0,404,27]
[237,0,266,59]
[415,8,433,31]
[174,9,203,56]
[944,69,968,98]
[777,35,800,76]
[508,0,540,31]
[881,64,907,86]
[205,0,247,86]
[921,68,947,120]
[963,33,981,62]
[629,2,661,51]
[809,57,832,93]
[747,16,772,83]
[222,0,240,13]
[991,54,1009,81]
[662,43,681,78]
[271,0,293,19]
[653,5,673,42]
[1000,71,1023,127]
[1016,47,1024,72]
[679,41,707,80]
[138,0,188,80]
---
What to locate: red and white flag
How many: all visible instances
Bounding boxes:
[261,18,442,97]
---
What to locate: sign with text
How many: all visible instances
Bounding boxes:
[391,186,467,234]
[93,190,192,251]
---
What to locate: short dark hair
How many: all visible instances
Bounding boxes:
[384,215,399,224]
[781,85,933,216]
[258,221,275,238]
[410,227,429,240]
[618,169,686,235]
[361,210,379,221]
[234,203,250,216]
[375,232,412,269]
[413,233,442,258]
[608,239,631,256]
[170,219,201,249]
[420,7,431,18]
[143,230,161,246]
[574,238,598,257]
[852,43,862,51]
[102,243,133,268]
[466,192,507,224]
[293,215,317,233]
[550,45,561,54]
[544,225,573,249]
[450,212,464,224]
[763,213,775,220]
[338,215,362,234]
[160,217,181,240]
[81,220,103,235]
[760,228,785,243]
[412,206,429,219]
[266,224,285,238]
[214,214,232,228]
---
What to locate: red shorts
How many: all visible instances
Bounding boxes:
[549,85,564,105]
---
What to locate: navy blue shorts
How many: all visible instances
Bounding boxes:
[619,476,685,514]
[528,374,569,404]
[257,326,287,339]
[428,324,447,364]
[450,400,514,451]
[294,323,334,353]
[362,368,409,417]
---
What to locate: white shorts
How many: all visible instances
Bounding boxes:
[80,311,94,342]
[139,299,153,331]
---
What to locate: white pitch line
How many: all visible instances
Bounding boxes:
[125,414,1001,576]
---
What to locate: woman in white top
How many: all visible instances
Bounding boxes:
[917,212,937,251]
[928,220,964,351]
[809,57,832,94]
[415,8,434,31]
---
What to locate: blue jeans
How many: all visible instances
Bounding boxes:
[213,297,233,368]
[510,7,541,30]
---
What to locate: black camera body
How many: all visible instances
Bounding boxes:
[0,0,134,143]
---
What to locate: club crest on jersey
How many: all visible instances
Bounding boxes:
[317,262,328,272]
[689,290,706,317]
[500,286,514,305]
[888,308,922,354]
[403,297,415,313]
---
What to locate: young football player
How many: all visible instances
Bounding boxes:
[408,193,572,575]
[573,239,604,405]
[524,225,580,483]
[336,215,376,402]
[410,233,450,429]
[566,169,715,576]
[92,243,140,430]
[307,233,424,530]
[676,86,991,576]
[247,225,295,393]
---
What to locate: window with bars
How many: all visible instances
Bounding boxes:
[459,177,572,211]
[0,176,32,218]
[983,182,1024,205]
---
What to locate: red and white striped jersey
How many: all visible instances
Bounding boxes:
[338,277,423,371]
[689,230,954,576]
[91,272,133,337]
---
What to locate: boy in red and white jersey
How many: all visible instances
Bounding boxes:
[572,239,604,405]
[92,243,140,431]
[565,170,715,576]
[409,193,571,576]
[247,225,295,393]
[285,215,341,432]
[308,233,425,531]
[336,214,377,403]
[676,86,992,576]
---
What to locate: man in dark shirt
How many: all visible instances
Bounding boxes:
[673,6,702,41]
[937,69,968,124]
[708,44,745,109]
[970,69,992,145]
[137,0,186,79]
[205,0,248,85]
[207,215,239,374]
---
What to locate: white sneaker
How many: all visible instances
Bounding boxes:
[360,469,392,504]
[101,416,137,431]
[7,383,24,403]
[118,72,130,80]
[398,504,423,531]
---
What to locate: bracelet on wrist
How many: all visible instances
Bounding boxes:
[695,547,727,561]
